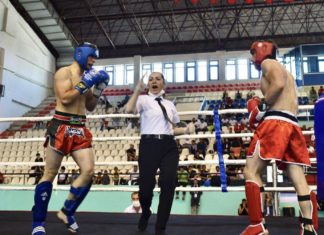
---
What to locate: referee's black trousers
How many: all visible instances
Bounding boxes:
[138,137,179,230]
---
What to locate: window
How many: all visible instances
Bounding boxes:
[142,64,152,76]
[105,66,114,85]
[197,61,207,81]
[303,57,308,73]
[153,63,163,73]
[126,65,134,85]
[115,65,124,85]
[318,56,324,72]
[225,59,236,80]
[175,62,185,83]
[250,62,259,79]
[209,60,219,80]
[186,61,196,81]
[237,59,248,80]
[290,57,296,78]
[163,63,173,83]
[285,56,291,72]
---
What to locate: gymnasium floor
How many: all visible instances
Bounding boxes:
[0,211,322,235]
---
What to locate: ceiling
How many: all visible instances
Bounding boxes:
[10,0,324,61]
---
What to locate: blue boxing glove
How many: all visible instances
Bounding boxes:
[96,70,110,85]
[75,69,102,94]
[93,70,110,98]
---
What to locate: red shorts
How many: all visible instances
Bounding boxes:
[44,111,92,156]
[247,111,310,169]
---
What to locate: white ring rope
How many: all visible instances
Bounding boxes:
[0,105,315,122]
[0,158,317,167]
[0,131,314,143]
[0,185,317,192]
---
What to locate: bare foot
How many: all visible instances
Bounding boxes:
[57,210,68,224]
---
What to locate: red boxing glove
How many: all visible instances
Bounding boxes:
[247,96,264,128]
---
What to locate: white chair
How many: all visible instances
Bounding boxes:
[11,177,20,185]
[205,154,213,161]
[187,154,194,161]
[27,177,36,185]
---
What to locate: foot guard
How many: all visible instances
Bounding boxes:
[57,210,79,233]
[300,219,317,235]
[240,223,268,235]
[31,222,45,235]
[301,228,318,235]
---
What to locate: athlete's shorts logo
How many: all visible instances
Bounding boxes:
[65,126,84,137]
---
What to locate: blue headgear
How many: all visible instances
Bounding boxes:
[73,42,99,71]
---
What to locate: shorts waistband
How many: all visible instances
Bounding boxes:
[264,110,298,123]
[53,111,86,126]
[141,134,174,140]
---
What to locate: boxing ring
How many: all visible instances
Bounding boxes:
[0,106,322,235]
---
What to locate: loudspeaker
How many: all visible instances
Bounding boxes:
[0,84,4,97]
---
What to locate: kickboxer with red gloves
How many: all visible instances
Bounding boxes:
[241,40,318,235]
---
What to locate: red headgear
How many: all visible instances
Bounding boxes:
[250,41,277,71]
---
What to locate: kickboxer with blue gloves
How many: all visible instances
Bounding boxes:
[31,42,109,235]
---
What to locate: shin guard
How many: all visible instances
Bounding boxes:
[298,192,318,235]
[62,182,92,216]
[246,181,264,224]
[310,191,318,231]
[32,181,53,223]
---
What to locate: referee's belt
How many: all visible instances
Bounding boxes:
[141,134,175,140]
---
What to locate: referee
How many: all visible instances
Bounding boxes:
[125,72,189,235]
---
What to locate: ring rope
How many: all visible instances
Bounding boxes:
[0,185,317,192]
[0,105,315,122]
[0,159,317,167]
[0,131,314,143]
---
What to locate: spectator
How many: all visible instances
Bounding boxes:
[112,167,120,185]
[34,121,44,129]
[129,165,139,185]
[175,166,189,200]
[199,165,209,183]
[318,85,324,97]
[31,152,44,184]
[57,166,68,185]
[126,144,137,161]
[187,118,196,134]
[246,89,255,100]
[197,139,207,157]
[95,171,103,184]
[188,165,197,185]
[203,175,212,187]
[222,90,229,100]
[68,169,79,184]
[102,170,110,185]
[190,179,202,215]
[309,86,318,103]
[197,119,208,133]
[0,171,4,184]
[176,139,183,155]
[124,191,142,213]
[238,198,248,215]
[100,118,108,131]
[235,90,242,100]
[264,192,274,216]
[189,140,198,155]
[210,166,221,186]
